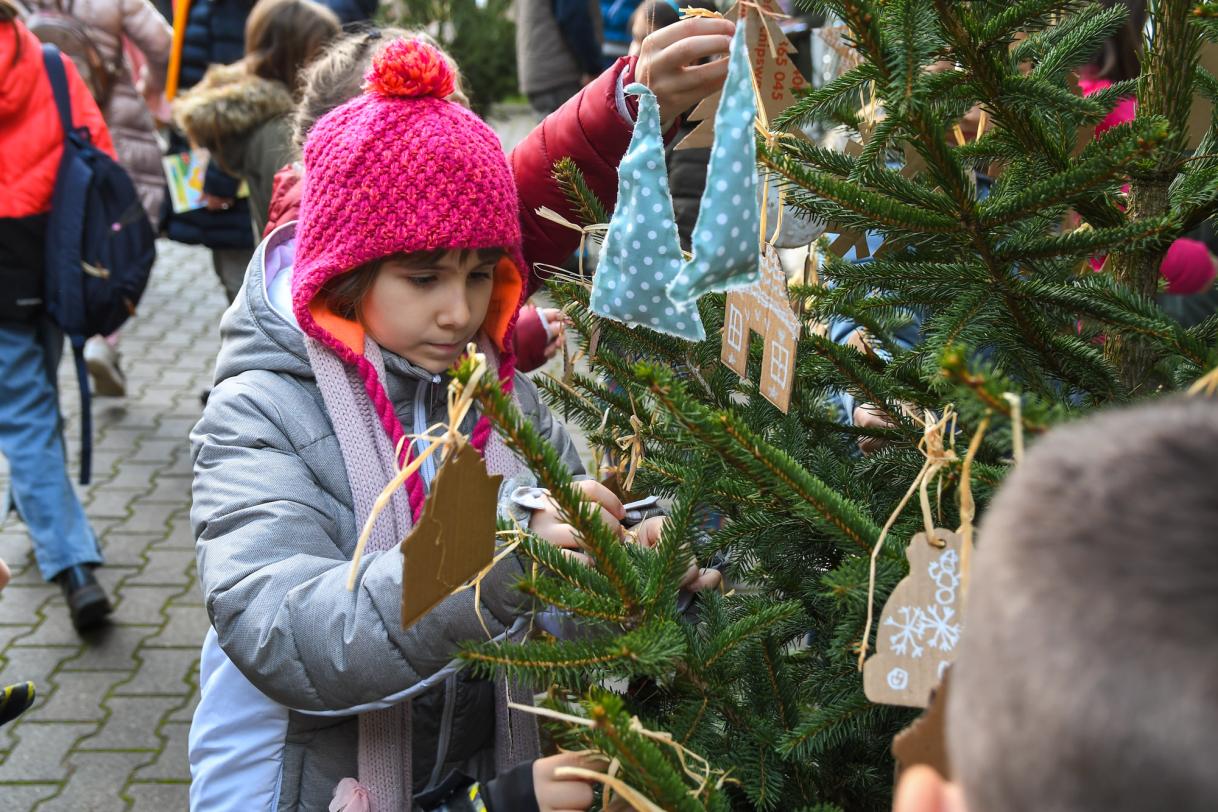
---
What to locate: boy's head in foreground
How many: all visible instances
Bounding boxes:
[896,397,1218,812]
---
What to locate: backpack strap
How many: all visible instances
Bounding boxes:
[41,45,93,485]
[41,44,73,141]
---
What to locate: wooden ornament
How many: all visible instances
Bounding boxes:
[400,443,502,629]
[676,0,809,151]
[892,666,953,780]
[863,528,964,708]
[721,244,801,412]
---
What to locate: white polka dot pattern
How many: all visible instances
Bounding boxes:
[590,83,707,341]
[667,20,761,307]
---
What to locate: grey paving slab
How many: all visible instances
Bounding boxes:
[77,696,182,751]
[0,647,77,697]
[127,782,190,811]
[37,672,128,722]
[59,626,153,673]
[124,549,195,588]
[132,721,190,781]
[113,648,198,697]
[110,585,187,627]
[39,750,152,812]
[0,785,60,808]
[142,607,209,650]
[0,723,97,782]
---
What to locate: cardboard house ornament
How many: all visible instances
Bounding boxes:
[721,244,801,412]
[400,443,502,629]
[863,528,964,708]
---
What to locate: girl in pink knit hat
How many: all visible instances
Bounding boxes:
[189,35,721,812]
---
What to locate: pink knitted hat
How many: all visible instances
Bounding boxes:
[292,38,526,516]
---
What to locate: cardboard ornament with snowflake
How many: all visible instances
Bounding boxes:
[721,244,800,412]
[863,528,964,708]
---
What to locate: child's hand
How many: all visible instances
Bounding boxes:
[538,308,569,361]
[533,752,600,812]
[635,16,736,129]
[530,480,627,561]
[629,517,722,592]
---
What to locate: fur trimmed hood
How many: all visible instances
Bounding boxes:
[173,62,295,158]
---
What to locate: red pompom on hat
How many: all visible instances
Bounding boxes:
[361,37,456,100]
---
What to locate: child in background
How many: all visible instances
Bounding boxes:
[894,396,1218,812]
[189,37,720,811]
[174,0,339,265]
[0,5,114,631]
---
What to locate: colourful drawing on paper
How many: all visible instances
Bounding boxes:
[162,149,209,214]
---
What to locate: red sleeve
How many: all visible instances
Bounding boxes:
[62,53,116,159]
[510,57,636,295]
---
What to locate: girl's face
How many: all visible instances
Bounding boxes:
[362,250,499,374]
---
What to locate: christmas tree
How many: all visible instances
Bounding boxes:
[453,1,1218,809]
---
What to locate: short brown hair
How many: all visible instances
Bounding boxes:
[244,0,340,95]
[949,396,1218,811]
[319,248,504,322]
[292,28,469,153]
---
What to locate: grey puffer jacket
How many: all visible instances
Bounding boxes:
[189,222,584,810]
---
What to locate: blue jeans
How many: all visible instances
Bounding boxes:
[0,319,101,580]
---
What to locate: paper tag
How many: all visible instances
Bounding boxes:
[401,444,502,629]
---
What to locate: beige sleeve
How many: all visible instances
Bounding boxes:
[121,0,173,85]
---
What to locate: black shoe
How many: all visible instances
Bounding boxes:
[0,682,35,726]
[52,565,112,631]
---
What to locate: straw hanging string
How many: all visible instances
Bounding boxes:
[857,406,958,671]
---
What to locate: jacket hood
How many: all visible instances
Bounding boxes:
[0,23,44,120]
[214,221,443,395]
[174,62,295,157]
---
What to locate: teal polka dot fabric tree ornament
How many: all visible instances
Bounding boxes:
[590,83,706,341]
[667,18,761,309]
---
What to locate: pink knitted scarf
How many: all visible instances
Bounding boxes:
[308,334,540,812]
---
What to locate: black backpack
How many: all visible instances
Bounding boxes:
[42,45,156,484]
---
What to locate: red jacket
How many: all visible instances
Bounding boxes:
[0,21,115,219]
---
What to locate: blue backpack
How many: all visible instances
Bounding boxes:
[42,45,156,484]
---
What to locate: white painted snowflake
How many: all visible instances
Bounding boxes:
[884,606,926,657]
[919,604,961,652]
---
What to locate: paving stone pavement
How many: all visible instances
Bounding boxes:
[0,238,222,811]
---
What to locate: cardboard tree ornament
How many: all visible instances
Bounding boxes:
[400,443,502,629]
[892,666,953,780]
[863,528,964,708]
[676,0,808,151]
[721,244,801,412]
